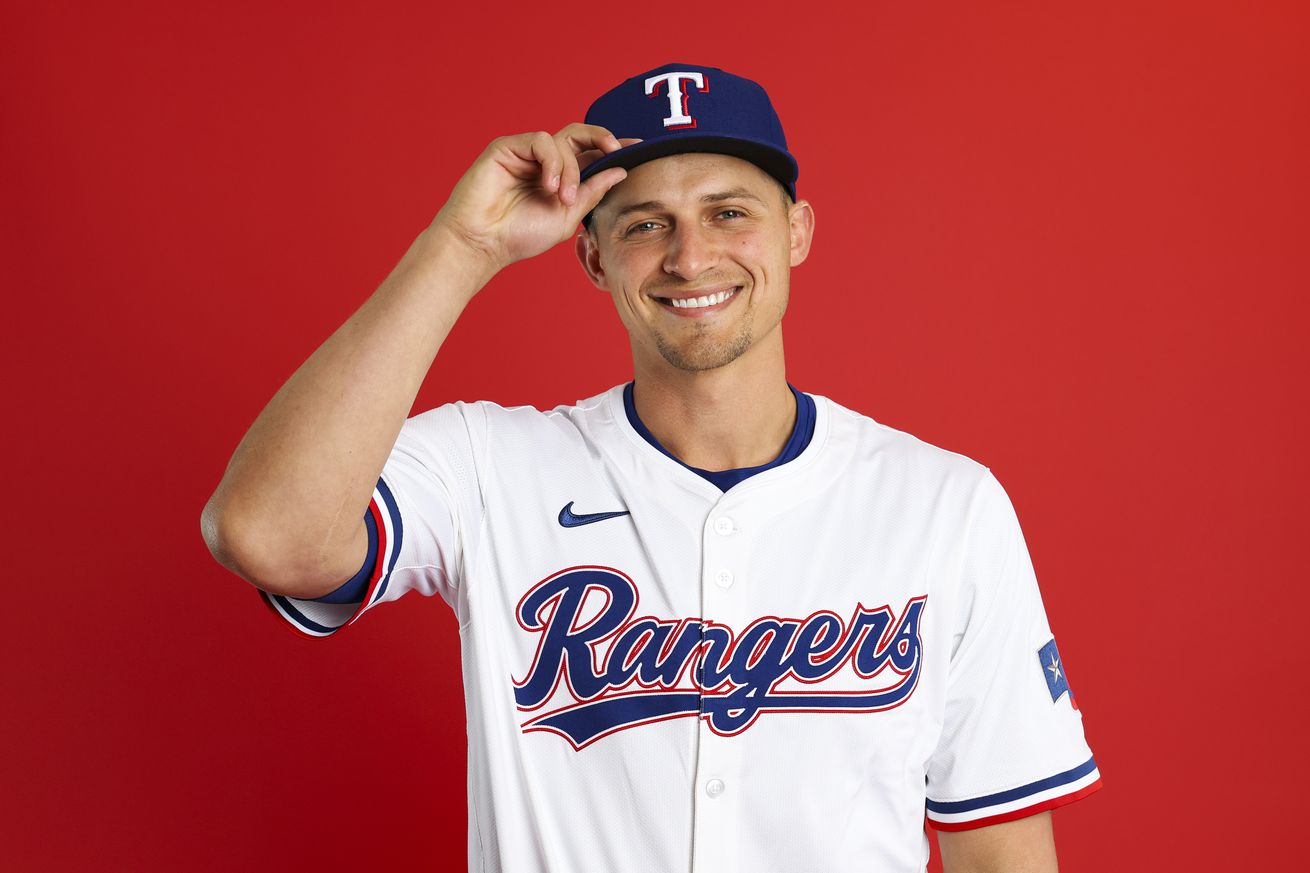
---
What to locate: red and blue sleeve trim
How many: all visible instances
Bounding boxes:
[926,755,1102,831]
[258,477,405,639]
[306,510,379,604]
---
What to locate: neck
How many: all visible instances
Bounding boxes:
[631,334,795,471]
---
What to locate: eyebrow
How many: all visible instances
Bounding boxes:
[609,187,768,223]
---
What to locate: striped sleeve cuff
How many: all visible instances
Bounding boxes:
[258,478,405,639]
[926,756,1102,831]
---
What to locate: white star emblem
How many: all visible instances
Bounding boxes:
[1046,655,1062,684]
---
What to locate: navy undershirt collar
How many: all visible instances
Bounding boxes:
[622,381,816,492]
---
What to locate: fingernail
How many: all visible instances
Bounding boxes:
[551,174,561,190]
[565,184,577,202]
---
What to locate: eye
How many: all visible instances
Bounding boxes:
[625,220,662,236]
[716,208,747,220]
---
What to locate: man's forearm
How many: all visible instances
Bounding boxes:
[201,125,630,599]
[201,222,493,598]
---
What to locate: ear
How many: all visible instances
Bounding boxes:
[787,199,816,267]
[575,228,608,290]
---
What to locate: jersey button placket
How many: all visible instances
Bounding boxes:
[691,503,748,873]
[691,738,743,873]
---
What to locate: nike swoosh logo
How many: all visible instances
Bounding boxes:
[558,501,631,528]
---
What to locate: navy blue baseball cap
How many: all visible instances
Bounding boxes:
[579,63,799,210]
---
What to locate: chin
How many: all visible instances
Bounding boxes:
[654,330,754,372]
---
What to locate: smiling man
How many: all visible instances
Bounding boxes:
[202,63,1100,873]
[590,159,794,375]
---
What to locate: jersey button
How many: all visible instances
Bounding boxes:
[705,778,726,798]
[714,569,735,589]
[713,516,736,535]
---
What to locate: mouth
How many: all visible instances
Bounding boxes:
[650,286,741,316]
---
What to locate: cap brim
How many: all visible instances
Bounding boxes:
[579,133,797,199]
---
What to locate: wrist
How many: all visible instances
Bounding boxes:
[418,217,504,291]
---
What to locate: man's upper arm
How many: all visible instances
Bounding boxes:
[937,812,1056,873]
[925,471,1101,828]
[258,401,486,638]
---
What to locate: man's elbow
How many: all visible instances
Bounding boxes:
[199,493,352,600]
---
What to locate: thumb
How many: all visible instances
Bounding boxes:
[573,167,628,221]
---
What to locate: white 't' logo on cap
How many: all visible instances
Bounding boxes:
[644,71,709,130]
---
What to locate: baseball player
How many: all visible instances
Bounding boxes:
[203,63,1101,872]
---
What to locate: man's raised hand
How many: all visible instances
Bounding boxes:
[431,124,639,275]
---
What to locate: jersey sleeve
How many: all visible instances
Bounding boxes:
[924,471,1102,831]
[259,401,486,638]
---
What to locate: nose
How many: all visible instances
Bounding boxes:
[662,222,718,280]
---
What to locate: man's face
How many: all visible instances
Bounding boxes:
[577,153,814,374]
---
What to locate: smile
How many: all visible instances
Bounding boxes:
[653,287,740,313]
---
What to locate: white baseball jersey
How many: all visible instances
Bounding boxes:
[261,384,1101,872]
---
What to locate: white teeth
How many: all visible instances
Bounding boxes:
[668,289,735,309]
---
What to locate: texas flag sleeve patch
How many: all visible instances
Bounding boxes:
[1038,638,1070,703]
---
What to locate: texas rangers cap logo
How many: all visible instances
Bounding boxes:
[645,71,709,129]
[578,62,800,202]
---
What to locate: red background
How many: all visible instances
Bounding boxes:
[4,1,1306,870]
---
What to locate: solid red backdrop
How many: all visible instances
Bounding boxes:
[3,1,1306,870]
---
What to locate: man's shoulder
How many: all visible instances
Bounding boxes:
[812,392,993,485]
[404,385,621,439]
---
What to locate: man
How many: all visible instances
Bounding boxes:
[202,63,1100,872]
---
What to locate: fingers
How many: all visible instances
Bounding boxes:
[575,166,628,219]
[556,123,627,157]
[496,126,638,208]
[555,126,640,206]
[556,137,582,208]
[526,131,563,198]
[577,137,642,172]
